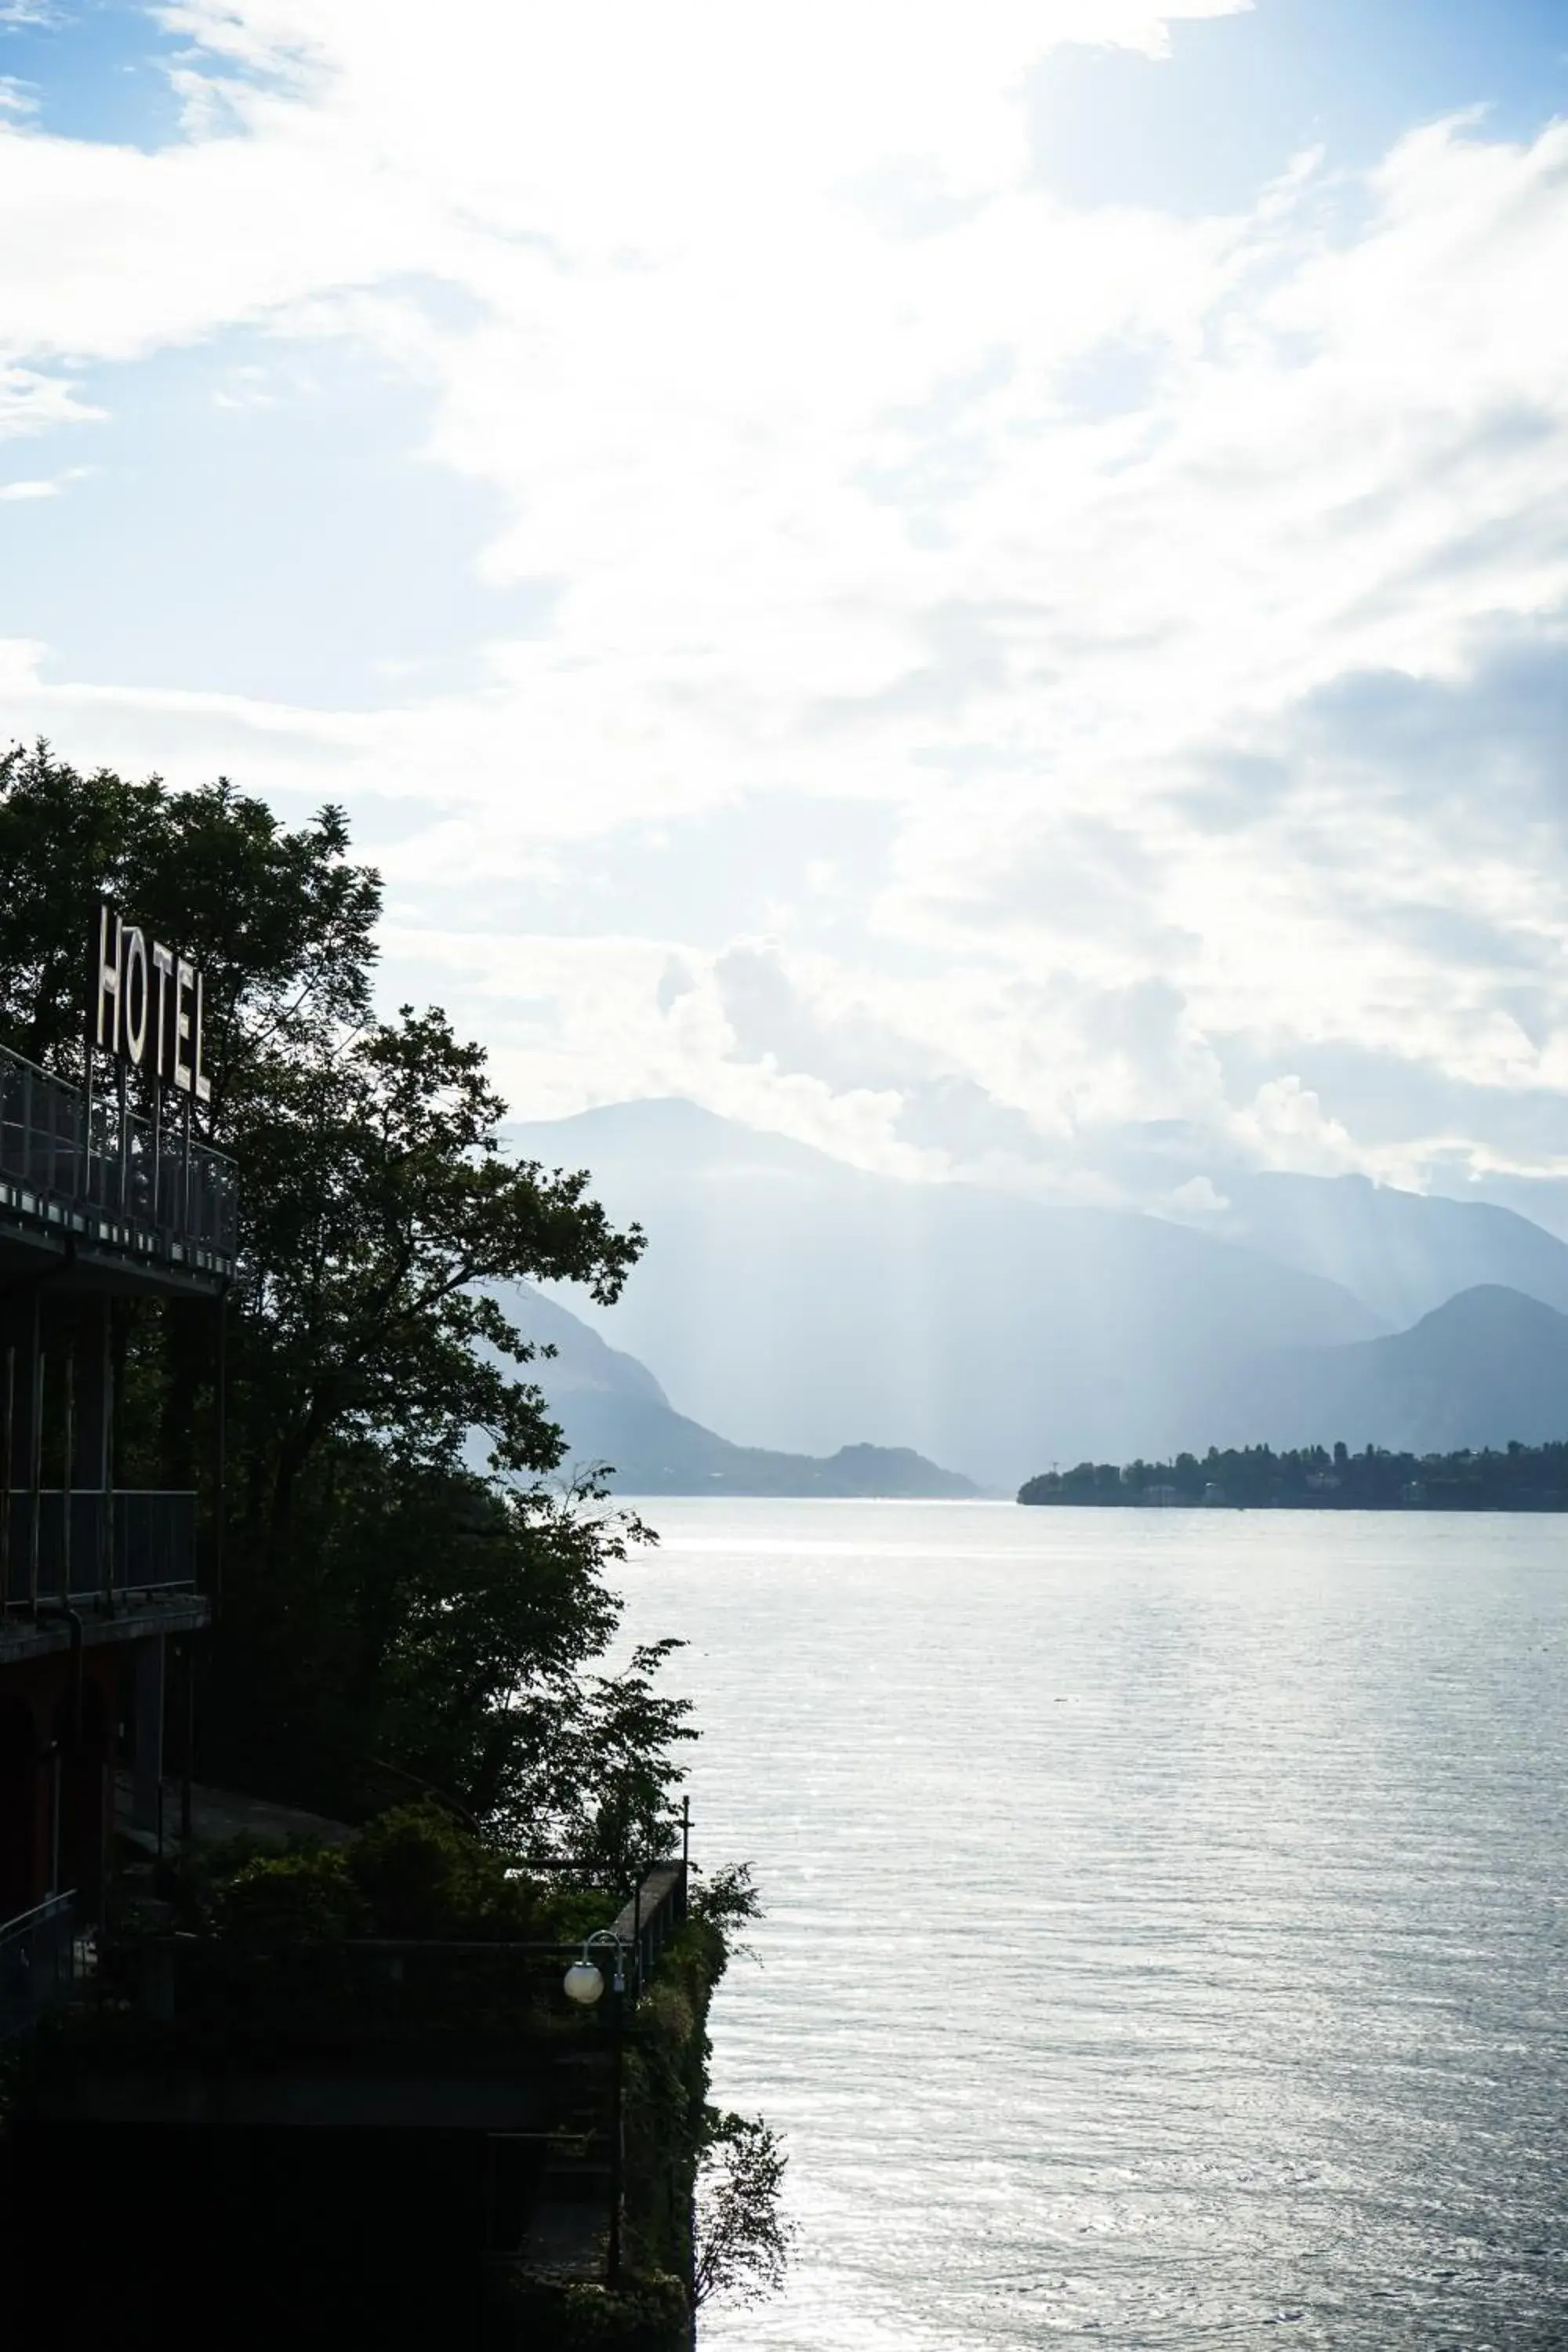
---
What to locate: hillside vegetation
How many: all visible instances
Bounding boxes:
[1019,1439,1568,1511]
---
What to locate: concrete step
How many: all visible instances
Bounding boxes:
[518,2199,608,2279]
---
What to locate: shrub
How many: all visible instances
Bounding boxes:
[495,2270,688,2351]
[347,1802,506,1936]
[217,1849,368,1944]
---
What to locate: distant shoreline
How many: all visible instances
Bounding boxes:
[1018,1440,1568,1512]
[1019,1495,1568,1513]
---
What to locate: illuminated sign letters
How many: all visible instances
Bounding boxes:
[93,904,212,1103]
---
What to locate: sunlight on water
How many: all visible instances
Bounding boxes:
[612,1501,1568,2351]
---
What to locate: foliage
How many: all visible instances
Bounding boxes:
[188,1805,616,1944]
[0,741,689,1840]
[0,742,378,1087]
[347,1800,519,1936]
[693,2110,797,2310]
[1018,1438,1568,1511]
[690,1860,761,1937]
[506,1632,697,1878]
[494,2270,689,2352]
[689,1859,761,1976]
[216,1847,369,1944]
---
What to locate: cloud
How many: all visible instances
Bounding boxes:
[3,5,1568,1211]
[0,461,89,499]
[714,943,938,1096]
[1167,1173,1229,1218]
[0,362,100,439]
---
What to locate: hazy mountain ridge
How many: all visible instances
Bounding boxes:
[1207,1171,1568,1329]
[500,1279,670,1406]
[1207,1284,1568,1457]
[508,1101,1381,1485]
[503,1102,1568,1480]
[503,1282,978,1497]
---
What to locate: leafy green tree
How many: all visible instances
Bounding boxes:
[0,742,691,1857]
[694,2111,796,2311]
[0,741,378,1092]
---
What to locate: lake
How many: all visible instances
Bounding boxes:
[611,1499,1568,2351]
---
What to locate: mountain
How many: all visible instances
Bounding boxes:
[503,1283,978,1497]
[504,1279,671,1407]
[506,1100,1381,1488]
[1209,1171,1568,1328]
[1210,1285,1568,1454]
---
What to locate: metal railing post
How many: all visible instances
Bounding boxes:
[151,1072,162,1234]
[100,1294,114,1606]
[1,1343,12,1612]
[61,1349,73,1602]
[27,1298,42,1610]
[82,1027,94,1206]
[213,1286,227,1610]
[115,1061,129,1218]
[608,1983,626,2288]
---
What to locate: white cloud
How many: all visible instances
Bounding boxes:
[0,361,100,440]
[3,3,1568,1205]
[0,462,89,499]
[1167,1174,1229,1219]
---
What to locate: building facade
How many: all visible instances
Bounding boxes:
[0,938,236,2031]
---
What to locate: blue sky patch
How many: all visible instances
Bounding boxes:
[1029,0,1568,215]
[0,0,268,150]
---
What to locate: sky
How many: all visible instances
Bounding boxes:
[5,1,1568,1226]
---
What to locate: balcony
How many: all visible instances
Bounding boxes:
[0,1042,238,1279]
[2,1489,197,1613]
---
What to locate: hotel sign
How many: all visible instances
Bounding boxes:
[92,903,212,1102]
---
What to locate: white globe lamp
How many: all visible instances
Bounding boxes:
[564,1930,626,2005]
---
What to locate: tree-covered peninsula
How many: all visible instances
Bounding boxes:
[1018,1439,1568,1510]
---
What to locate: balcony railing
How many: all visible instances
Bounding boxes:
[0,1043,238,1273]
[117,1856,691,2043]
[1,1488,197,1613]
[0,1893,79,2038]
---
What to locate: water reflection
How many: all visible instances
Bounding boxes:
[615,1502,1568,2350]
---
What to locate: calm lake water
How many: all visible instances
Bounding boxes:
[611,1500,1568,2352]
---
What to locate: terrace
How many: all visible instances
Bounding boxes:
[16,1844,699,2296]
[1,1487,198,1619]
[0,1039,238,1286]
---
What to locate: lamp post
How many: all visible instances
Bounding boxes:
[563,1927,625,2008]
[564,1930,628,2285]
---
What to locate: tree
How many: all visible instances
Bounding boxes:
[693,2111,796,2311]
[0,742,378,1094]
[0,742,691,1852]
